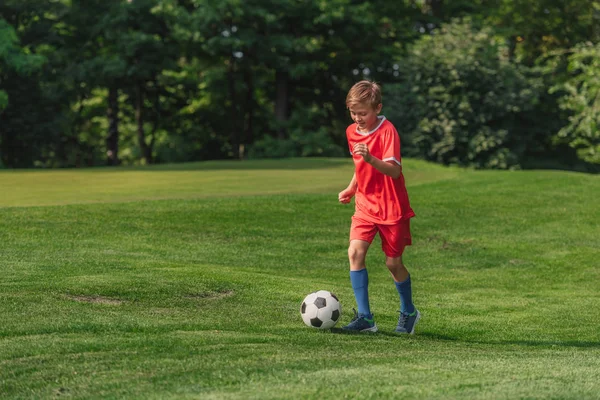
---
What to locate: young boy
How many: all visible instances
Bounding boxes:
[338,80,420,334]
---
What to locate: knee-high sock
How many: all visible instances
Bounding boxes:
[395,275,415,314]
[350,269,371,318]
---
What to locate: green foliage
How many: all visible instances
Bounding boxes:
[488,0,600,64]
[250,105,347,159]
[0,1,597,168]
[0,7,65,168]
[0,90,7,110]
[248,135,298,158]
[550,42,600,164]
[0,18,46,74]
[0,17,46,113]
[248,128,345,159]
[386,20,542,169]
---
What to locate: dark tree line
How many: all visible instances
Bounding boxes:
[0,0,598,169]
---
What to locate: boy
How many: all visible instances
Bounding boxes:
[338,80,420,334]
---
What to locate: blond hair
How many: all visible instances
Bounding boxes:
[346,80,382,109]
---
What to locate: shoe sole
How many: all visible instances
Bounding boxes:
[362,324,378,333]
[342,323,378,333]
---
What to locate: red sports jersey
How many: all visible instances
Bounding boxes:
[347,116,415,224]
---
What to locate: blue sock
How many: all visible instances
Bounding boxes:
[350,269,372,319]
[395,275,415,315]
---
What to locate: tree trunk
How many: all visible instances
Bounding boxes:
[106,86,120,165]
[242,66,254,160]
[426,0,443,18]
[507,36,517,62]
[228,55,240,159]
[593,2,600,42]
[135,84,152,164]
[275,69,289,140]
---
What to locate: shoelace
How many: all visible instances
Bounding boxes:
[397,311,408,326]
[350,308,360,322]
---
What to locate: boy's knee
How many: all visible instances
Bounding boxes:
[385,257,404,270]
[348,246,366,264]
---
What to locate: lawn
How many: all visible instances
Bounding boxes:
[0,158,599,399]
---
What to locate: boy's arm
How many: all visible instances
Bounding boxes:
[367,157,402,179]
[338,173,357,204]
[353,143,402,179]
[345,173,357,191]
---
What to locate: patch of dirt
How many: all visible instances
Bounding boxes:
[54,387,69,396]
[187,289,234,300]
[66,295,124,305]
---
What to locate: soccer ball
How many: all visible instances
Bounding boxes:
[300,290,342,329]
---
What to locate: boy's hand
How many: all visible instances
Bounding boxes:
[338,188,356,204]
[353,143,372,163]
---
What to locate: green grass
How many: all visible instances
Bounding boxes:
[0,158,598,399]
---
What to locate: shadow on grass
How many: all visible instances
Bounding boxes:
[419,332,600,348]
[329,328,379,336]
[522,151,599,174]
[329,328,416,339]
[328,329,600,348]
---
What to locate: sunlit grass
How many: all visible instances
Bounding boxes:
[0,158,598,399]
[1,158,460,207]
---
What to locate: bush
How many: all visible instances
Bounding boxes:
[549,42,600,165]
[385,19,542,169]
[248,106,345,159]
[248,127,345,159]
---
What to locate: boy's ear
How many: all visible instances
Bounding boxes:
[376,103,383,113]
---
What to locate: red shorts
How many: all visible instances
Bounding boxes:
[350,216,412,258]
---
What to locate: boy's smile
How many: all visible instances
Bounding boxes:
[349,102,383,133]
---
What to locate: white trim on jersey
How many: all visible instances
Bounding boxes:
[355,116,387,136]
[383,156,401,166]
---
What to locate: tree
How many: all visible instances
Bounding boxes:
[385,20,541,169]
[550,42,600,165]
[0,2,60,168]
[0,19,45,110]
[62,0,129,166]
[489,0,600,64]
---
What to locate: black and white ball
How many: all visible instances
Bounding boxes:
[300,290,342,329]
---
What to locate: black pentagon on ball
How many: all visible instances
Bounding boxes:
[314,297,327,309]
[301,302,307,313]
[331,309,340,322]
[330,293,339,302]
[310,317,323,327]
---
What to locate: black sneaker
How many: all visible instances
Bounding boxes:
[395,309,420,334]
[342,309,378,332]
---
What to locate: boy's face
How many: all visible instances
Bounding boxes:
[348,102,383,132]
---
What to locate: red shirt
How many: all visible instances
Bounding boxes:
[347,116,415,224]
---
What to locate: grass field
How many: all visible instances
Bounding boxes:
[0,158,599,399]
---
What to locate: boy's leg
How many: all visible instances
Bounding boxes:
[349,240,372,318]
[381,220,420,334]
[344,240,377,332]
[344,217,378,332]
[386,256,420,333]
[386,256,415,314]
